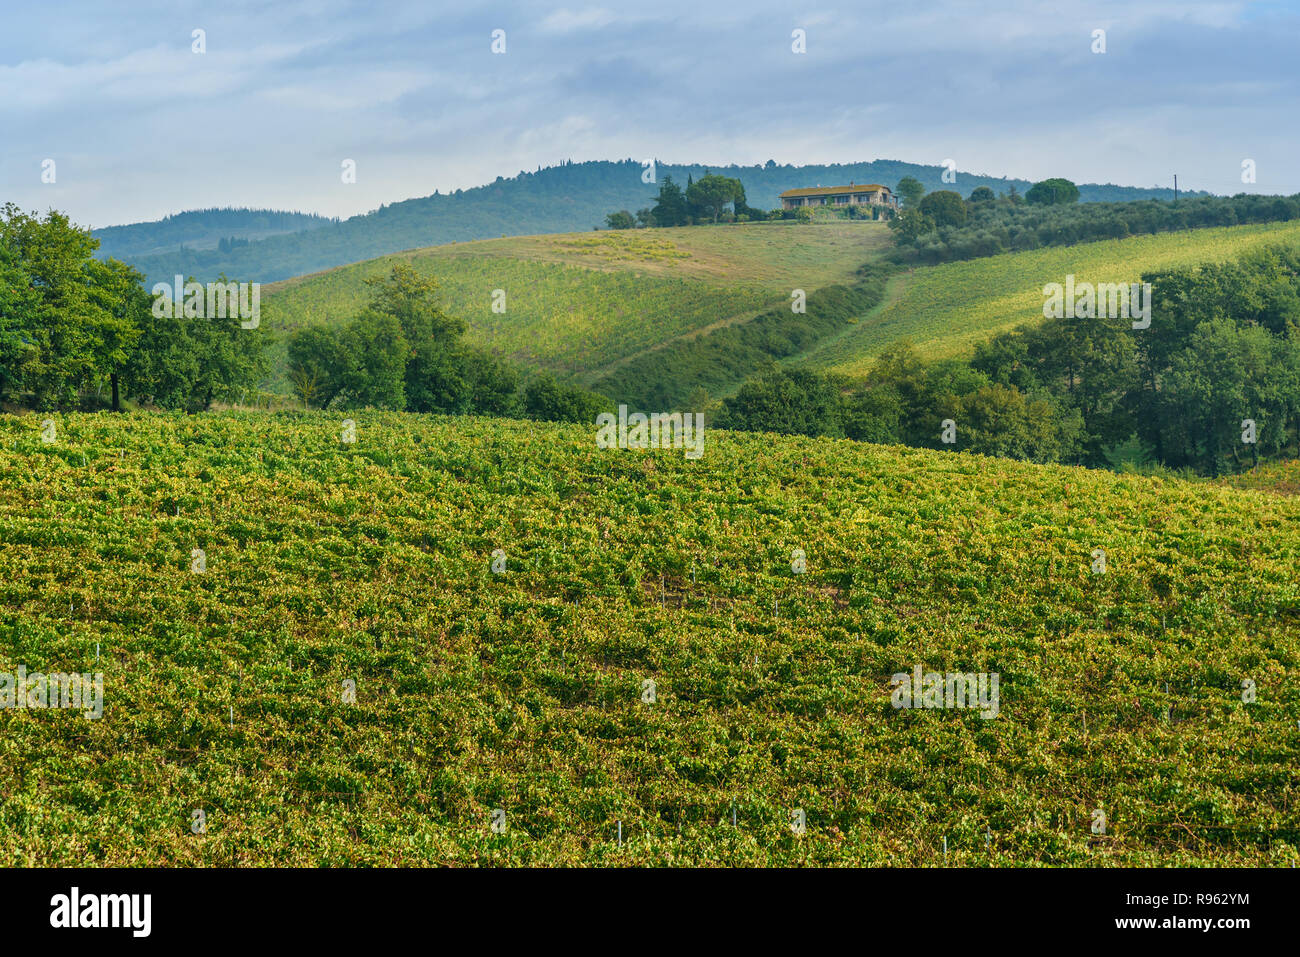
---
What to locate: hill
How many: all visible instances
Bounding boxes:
[264,218,1300,408]
[1,410,1296,865]
[92,208,335,260]
[798,220,1300,380]
[261,222,893,392]
[98,160,1199,287]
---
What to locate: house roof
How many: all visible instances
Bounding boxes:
[779,184,890,197]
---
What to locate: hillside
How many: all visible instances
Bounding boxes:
[798,220,1300,380]
[261,222,892,391]
[263,218,1300,407]
[1,411,1296,866]
[93,208,335,260]
[100,160,1195,287]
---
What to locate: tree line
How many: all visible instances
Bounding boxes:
[1,204,264,412]
[719,243,1300,476]
[888,177,1300,266]
[605,173,780,229]
[1,205,610,423]
[286,263,610,422]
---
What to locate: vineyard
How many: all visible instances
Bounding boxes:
[1219,459,1300,496]
[260,222,890,388]
[799,220,1300,380]
[1,411,1297,865]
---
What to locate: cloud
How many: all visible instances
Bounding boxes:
[538,8,617,34]
[1,0,1297,226]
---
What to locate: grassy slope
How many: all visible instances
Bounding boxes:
[260,223,891,388]
[799,220,1300,380]
[1,411,1296,865]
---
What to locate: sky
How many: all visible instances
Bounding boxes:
[2,0,1298,228]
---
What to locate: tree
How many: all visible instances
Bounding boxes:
[954,383,1077,462]
[686,174,745,223]
[718,368,844,437]
[1026,178,1080,206]
[124,273,266,412]
[968,186,996,204]
[363,263,463,345]
[918,190,968,227]
[895,176,925,208]
[605,210,635,230]
[650,176,688,227]
[85,257,149,410]
[888,206,936,243]
[287,325,339,409]
[336,311,409,409]
[0,236,38,404]
[523,372,610,422]
[0,205,122,409]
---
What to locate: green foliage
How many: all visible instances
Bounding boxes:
[650,176,689,227]
[336,311,409,410]
[604,210,636,230]
[686,174,747,224]
[1026,178,1081,206]
[522,372,611,423]
[895,176,925,208]
[889,192,1300,266]
[888,207,936,243]
[716,368,845,437]
[0,204,142,409]
[0,204,267,413]
[123,273,267,413]
[918,190,967,227]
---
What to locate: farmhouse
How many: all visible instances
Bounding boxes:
[779,183,898,210]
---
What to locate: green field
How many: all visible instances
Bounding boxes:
[798,220,1300,380]
[260,223,891,388]
[2,411,1297,865]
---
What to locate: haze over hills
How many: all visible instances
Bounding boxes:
[92,159,1202,287]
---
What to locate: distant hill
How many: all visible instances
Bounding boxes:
[93,208,336,261]
[95,160,1205,287]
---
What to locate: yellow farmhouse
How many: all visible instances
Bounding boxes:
[779,183,898,210]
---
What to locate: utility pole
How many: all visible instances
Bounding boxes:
[1173,174,1178,203]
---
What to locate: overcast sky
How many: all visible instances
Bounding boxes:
[2,0,1297,228]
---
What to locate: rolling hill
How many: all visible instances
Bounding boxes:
[2,410,1296,865]
[261,221,894,392]
[261,218,1300,408]
[96,159,1197,288]
[798,220,1300,380]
